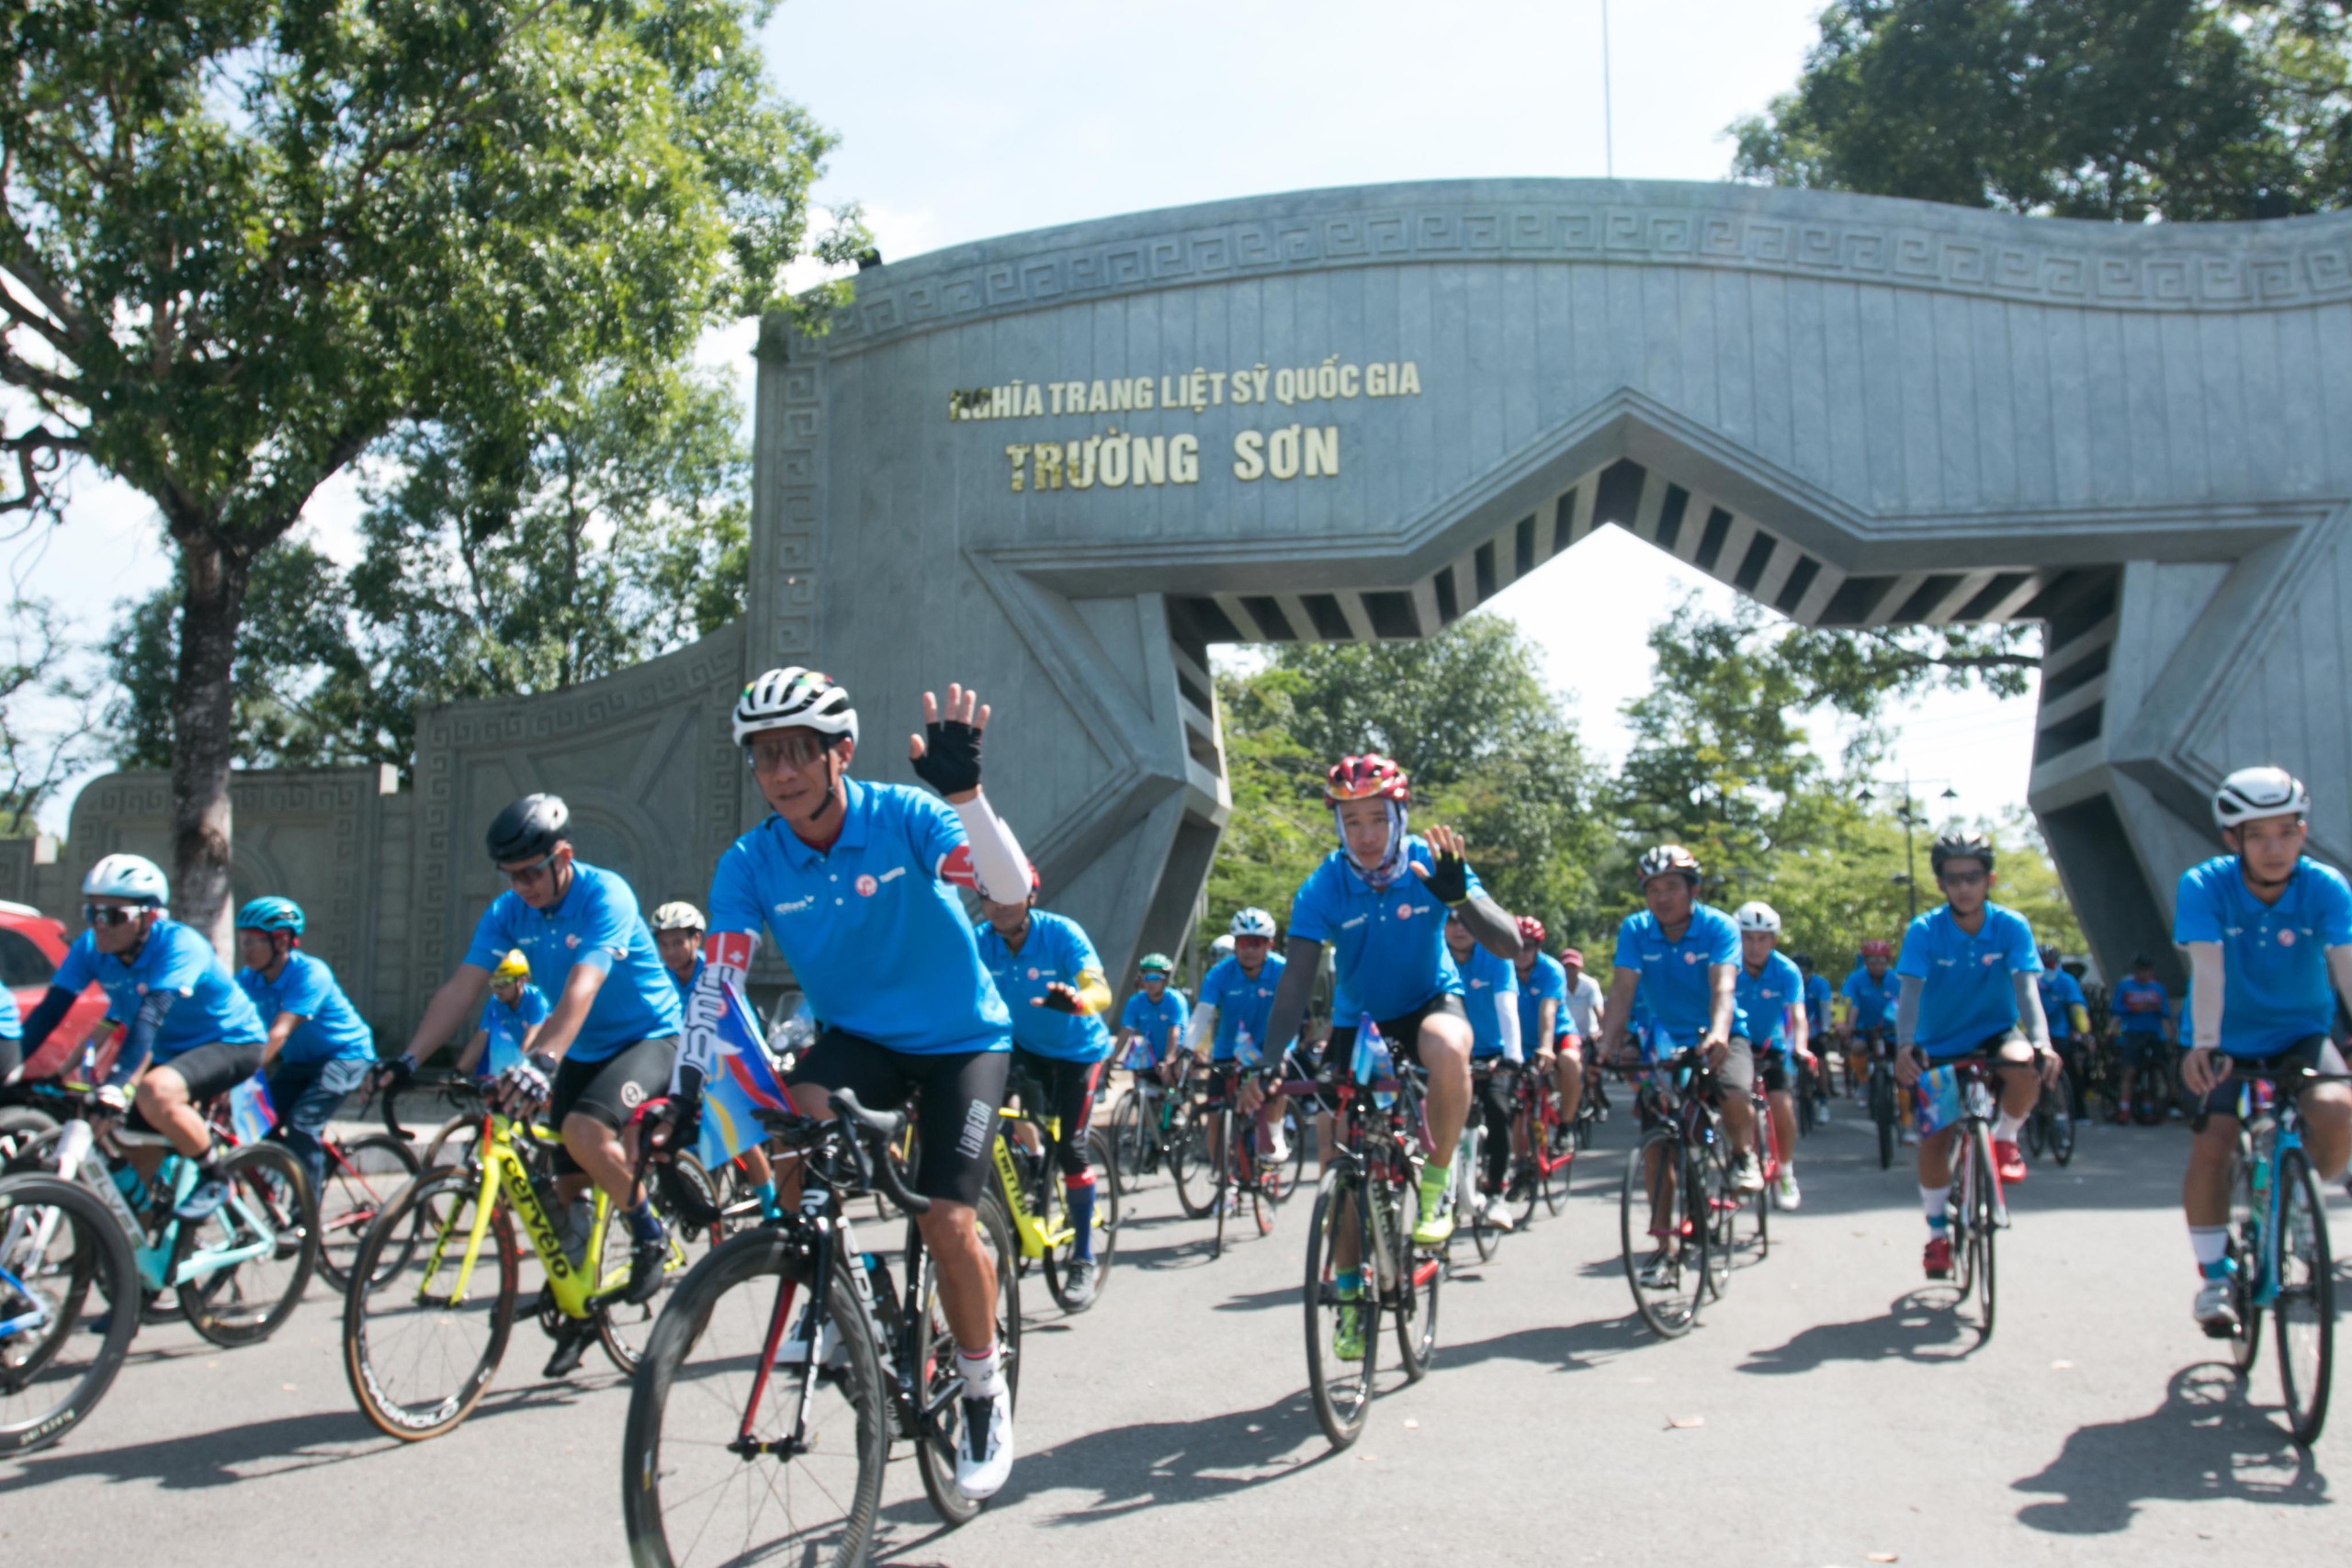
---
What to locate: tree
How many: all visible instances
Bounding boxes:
[2,0,859,935]
[0,597,102,837]
[1732,0,2352,220]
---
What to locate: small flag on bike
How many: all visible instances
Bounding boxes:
[229,1073,277,1144]
[698,977,797,1168]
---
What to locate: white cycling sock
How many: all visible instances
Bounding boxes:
[1919,1184,1948,1230]
[2189,1224,2229,1275]
[1994,1110,2026,1143]
[956,1343,1003,1401]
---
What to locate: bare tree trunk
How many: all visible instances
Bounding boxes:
[167,535,247,957]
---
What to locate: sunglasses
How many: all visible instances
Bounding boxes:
[499,851,560,886]
[746,731,833,773]
[84,904,146,928]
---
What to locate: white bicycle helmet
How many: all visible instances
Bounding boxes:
[1209,934,1237,964]
[1228,907,1277,939]
[1733,900,1781,934]
[733,667,859,750]
[84,853,168,906]
[650,901,706,932]
[2212,765,2309,829]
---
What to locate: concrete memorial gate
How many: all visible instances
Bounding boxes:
[17,177,2352,1030]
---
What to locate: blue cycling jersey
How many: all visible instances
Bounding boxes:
[461,862,681,1064]
[1289,837,1477,1023]
[0,981,18,1040]
[1735,950,1805,1053]
[1119,987,1190,1063]
[1842,967,1899,1032]
[1197,954,1285,1062]
[2110,976,2172,1036]
[480,983,550,1078]
[1515,951,1567,1046]
[1612,903,1744,1051]
[2036,968,2086,1041]
[976,910,1114,1064]
[1457,942,1519,1058]
[52,920,266,1063]
[2173,853,2352,1057]
[1803,972,1832,1034]
[236,952,375,1066]
[1894,901,2041,1059]
[707,781,1012,1057]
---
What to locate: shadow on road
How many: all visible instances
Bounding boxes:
[1439,1312,1646,1373]
[2010,1362,2328,1533]
[1736,1288,1983,1372]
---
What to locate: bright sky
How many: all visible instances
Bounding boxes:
[15,0,2037,833]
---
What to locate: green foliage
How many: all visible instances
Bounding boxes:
[1732,0,2352,220]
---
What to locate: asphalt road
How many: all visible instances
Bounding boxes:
[3,1098,2344,1567]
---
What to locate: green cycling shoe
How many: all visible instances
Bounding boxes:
[1409,1163,1455,1247]
[1331,1299,1366,1361]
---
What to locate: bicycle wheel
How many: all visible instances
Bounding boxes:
[0,1107,59,1170]
[422,1113,481,1170]
[914,1197,1021,1527]
[314,1133,422,1292]
[1302,1168,1378,1450]
[2048,1093,2076,1166]
[0,1173,137,1455]
[1107,1091,1146,1187]
[1871,1071,1895,1169]
[620,1227,888,1568]
[1958,1123,1997,1343]
[1395,1194,1442,1382]
[2273,1147,2335,1444]
[178,1141,317,1347]
[2021,1102,2047,1158]
[1043,1157,1119,1314]
[1620,1132,1703,1337]
[1171,1111,1216,1220]
[1247,1145,1278,1238]
[344,1167,517,1441]
[2223,1149,2264,1375]
[598,1154,723,1374]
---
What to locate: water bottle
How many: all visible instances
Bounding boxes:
[110,1162,147,1211]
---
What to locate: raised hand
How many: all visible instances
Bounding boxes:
[910,682,990,800]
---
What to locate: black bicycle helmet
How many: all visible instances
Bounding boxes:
[1928,829,1995,874]
[486,794,570,863]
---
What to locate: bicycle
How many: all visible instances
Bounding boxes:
[1451,1059,1514,1264]
[988,1071,1118,1311]
[1918,1054,2007,1344]
[2020,1078,2075,1167]
[6,1081,315,1347]
[621,1090,1023,1563]
[1195,1060,1296,1260]
[1615,1049,1718,1339]
[0,1170,138,1454]
[1506,1062,1572,1225]
[1294,1035,1442,1451]
[1860,1027,1899,1169]
[2203,1065,2342,1445]
[1105,1053,1193,1187]
[341,1076,713,1440]
[282,1087,419,1292]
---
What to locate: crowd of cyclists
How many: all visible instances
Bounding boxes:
[2,638,2348,1554]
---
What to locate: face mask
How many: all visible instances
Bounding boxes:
[1336,799,1410,890]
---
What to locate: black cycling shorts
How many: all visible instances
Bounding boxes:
[788,1032,1010,1207]
[1009,1046,1104,1179]
[2186,1034,2340,1121]
[1320,991,1468,1080]
[547,1035,676,1173]
[1757,1046,1792,1096]
[0,1032,19,1084]
[147,1041,266,1103]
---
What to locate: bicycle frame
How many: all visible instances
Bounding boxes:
[38,1113,278,1293]
[418,1112,618,1318]
[2230,1076,2324,1314]
[991,1106,1075,1261]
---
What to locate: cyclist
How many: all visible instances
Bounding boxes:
[2110,954,2175,1124]
[1841,940,1900,1102]
[1510,917,1574,1158]
[1893,830,2057,1280]
[16,855,269,1220]
[648,670,1028,1499]
[1444,907,1521,1230]
[387,793,683,1347]
[1733,901,1812,1210]
[1201,933,1236,1005]
[1559,946,1607,1121]
[1260,754,1524,1263]
[1114,953,1190,1087]
[232,897,377,1201]
[650,899,780,1220]
[1188,908,1290,1168]
[1795,953,1834,1100]
[453,951,549,1081]
[2036,946,2092,1120]
[975,873,1115,1309]
[2175,767,2352,1335]
[1600,844,1765,1266]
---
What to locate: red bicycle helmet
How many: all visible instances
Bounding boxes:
[1326,753,1410,805]
[1859,938,1894,959]
[1515,915,1546,947]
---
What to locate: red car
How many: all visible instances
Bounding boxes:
[1,900,108,1078]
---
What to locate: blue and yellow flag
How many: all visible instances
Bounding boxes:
[230,1073,278,1144]
[697,978,797,1168]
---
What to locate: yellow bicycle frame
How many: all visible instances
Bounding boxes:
[418,1112,637,1318]
[993,1107,1075,1260]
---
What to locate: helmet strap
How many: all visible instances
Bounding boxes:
[809,739,846,821]
[1337,800,1410,889]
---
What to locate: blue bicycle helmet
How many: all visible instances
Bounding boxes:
[235,896,306,937]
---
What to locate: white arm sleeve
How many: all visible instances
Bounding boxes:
[2013,970,2049,1049]
[1186,1003,1218,1057]
[2190,942,2226,1050]
[951,789,1033,904]
[1497,992,1521,1064]
[1896,974,1923,1051]
[673,931,760,1096]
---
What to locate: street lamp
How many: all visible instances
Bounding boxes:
[1856,773,1961,920]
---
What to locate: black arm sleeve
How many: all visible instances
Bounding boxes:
[18,986,74,1053]
[1260,936,1326,1056]
[1458,892,1521,961]
[104,990,177,1088]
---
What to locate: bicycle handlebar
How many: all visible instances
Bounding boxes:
[380,1071,485,1144]
[752,1089,930,1217]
